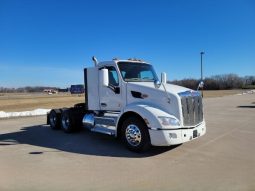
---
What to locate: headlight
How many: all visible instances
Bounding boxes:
[158,116,180,126]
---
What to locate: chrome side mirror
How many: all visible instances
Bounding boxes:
[161,72,167,85]
[197,81,204,90]
[100,68,109,87]
[154,80,161,88]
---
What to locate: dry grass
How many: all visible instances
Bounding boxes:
[0,93,84,112]
[0,90,245,112]
[202,89,244,98]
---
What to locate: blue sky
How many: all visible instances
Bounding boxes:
[0,0,255,88]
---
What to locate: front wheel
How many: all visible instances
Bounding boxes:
[121,117,151,152]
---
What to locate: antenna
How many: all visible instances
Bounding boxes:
[92,56,98,66]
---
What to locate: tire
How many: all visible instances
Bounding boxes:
[61,109,75,133]
[121,117,151,152]
[49,109,61,130]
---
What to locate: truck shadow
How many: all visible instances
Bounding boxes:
[237,105,255,108]
[0,124,180,158]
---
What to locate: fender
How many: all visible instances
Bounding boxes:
[116,103,177,135]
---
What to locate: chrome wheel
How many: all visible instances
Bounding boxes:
[125,124,142,147]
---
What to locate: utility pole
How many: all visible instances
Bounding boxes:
[200,51,205,97]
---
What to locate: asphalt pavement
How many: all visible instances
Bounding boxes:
[0,94,255,191]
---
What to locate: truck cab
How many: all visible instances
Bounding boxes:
[48,58,206,152]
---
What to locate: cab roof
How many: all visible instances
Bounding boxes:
[97,58,149,67]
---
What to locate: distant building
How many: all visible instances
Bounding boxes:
[58,88,69,93]
[70,84,85,94]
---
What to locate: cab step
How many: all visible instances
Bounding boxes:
[94,116,117,126]
[91,126,116,136]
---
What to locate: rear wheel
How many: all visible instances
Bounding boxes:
[49,109,61,130]
[121,117,151,152]
[61,109,75,133]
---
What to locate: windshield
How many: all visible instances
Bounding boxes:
[118,62,159,82]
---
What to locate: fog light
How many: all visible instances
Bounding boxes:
[169,133,177,139]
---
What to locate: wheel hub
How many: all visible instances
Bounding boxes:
[125,124,142,146]
[62,115,70,130]
[50,115,56,126]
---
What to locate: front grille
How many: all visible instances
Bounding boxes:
[179,91,203,126]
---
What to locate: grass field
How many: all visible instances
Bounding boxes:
[202,89,244,98]
[0,90,245,112]
[0,93,84,112]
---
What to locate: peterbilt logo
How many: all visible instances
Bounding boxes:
[191,90,200,97]
[191,91,196,96]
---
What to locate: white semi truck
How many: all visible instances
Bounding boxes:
[47,57,206,152]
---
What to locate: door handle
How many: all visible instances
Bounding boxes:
[101,103,107,107]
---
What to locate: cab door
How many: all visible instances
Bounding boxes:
[99,66,123,111]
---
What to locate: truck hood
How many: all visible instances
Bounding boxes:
[128,82,191,95]
[164,83,192,95]
[126,82,193,120]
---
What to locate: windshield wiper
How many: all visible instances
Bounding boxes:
[125,78,141,81]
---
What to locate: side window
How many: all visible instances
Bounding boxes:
[107,66,119,86]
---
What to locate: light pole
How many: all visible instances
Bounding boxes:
[200,51,205,97]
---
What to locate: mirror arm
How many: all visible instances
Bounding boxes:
[108,84,120,94]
